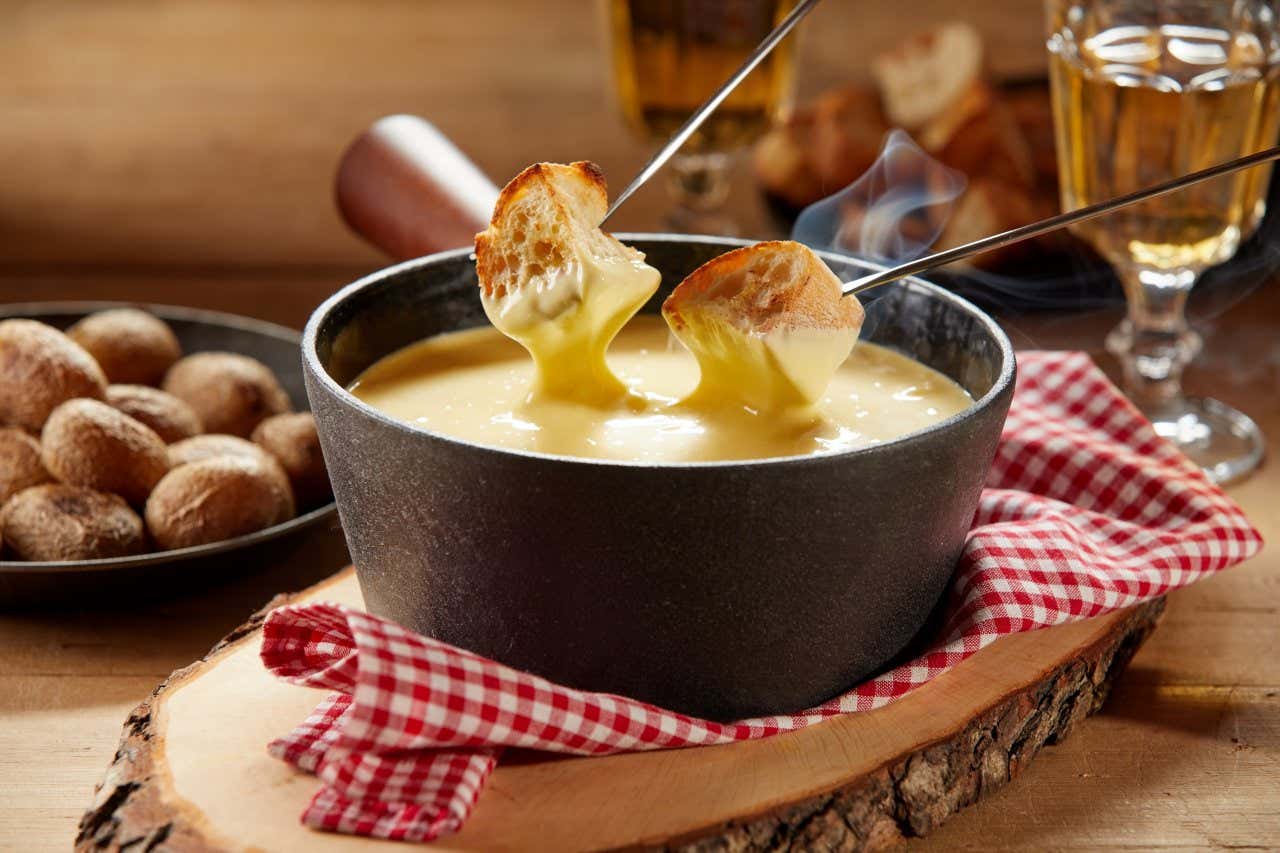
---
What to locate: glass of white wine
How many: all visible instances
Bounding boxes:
[1047,0,1280,483]
[607,0,799,233]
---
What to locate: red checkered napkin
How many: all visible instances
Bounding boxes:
[261,351,1262,842]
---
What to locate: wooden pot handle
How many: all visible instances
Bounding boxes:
[335,115,500,260]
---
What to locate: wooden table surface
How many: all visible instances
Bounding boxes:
[1,3,1277,850]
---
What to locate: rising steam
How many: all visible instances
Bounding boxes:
[791,129,966,262]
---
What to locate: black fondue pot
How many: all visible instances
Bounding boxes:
[303,235,1015,721]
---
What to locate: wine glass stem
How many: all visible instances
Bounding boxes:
[664,151,738,235]
[1107,265,1202,407]
[668,152,734,213]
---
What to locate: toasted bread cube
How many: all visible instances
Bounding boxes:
[663,241,863,409]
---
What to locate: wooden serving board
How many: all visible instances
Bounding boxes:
[78,569,1164,852]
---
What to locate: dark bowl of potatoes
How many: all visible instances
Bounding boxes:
[0,302,347,607]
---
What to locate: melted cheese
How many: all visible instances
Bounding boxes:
[669,309,859,411]
[480,254,660,402]
[350,316,972,463]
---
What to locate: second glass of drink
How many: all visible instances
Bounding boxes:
[1047,0,1278,482]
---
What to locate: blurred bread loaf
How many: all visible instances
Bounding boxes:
[752,22,1063,271]
[868,21,1038,195]
[934,177,1041,267]
[752,112,825,210]
[871,22,985,133]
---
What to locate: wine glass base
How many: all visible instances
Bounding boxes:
[1142,396,1265,485]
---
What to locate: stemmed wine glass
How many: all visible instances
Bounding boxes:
[1047,0,1279,483]
[606,0,799,234]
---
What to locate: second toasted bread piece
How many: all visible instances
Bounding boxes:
[474,162,660,400]
[663,241,863,410]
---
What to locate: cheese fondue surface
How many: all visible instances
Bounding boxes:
[350,315,972,463]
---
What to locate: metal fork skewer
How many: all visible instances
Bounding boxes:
[600,0,824,225]
[842,143,1280,296]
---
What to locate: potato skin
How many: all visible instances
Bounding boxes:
[145,456,296,550]
[252,413,332,508]
[66,309,182,386]
[41,398,170,505]
[0,319,107,431]
[167,433,272,468]
[105,384,202,443]
[0,428,51,506]
[162,352,291,438]
[1,484,146,561]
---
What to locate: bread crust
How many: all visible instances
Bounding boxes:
[474,161,611,299]
[663,241,862,335]
[487,161,607,225]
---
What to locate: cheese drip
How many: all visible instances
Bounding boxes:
[661,240,864,415]
[350,316,972,463]
[480,253,659,402]
[670,311,858,412]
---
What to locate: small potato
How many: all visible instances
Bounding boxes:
[167,432,294,498]
[41,398,169,505]
[2,484,146,561]
[0,319,107,431]
[167,433,272,468]
[252,413,331,508]
[0,428,51,505]
[145,456,296,550]
[162,352,291,438]
[105,384,202,443]
[66,308,182,386]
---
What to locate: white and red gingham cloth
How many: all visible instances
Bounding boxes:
[261,351,1262,842]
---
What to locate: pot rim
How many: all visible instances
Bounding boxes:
[302,234,1017,471]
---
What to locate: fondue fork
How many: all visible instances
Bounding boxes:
[840,143,1280,296]
[601,0,825,224]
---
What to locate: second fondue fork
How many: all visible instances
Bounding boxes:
[839,144,1280,296]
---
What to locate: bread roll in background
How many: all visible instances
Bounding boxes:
[752,21,1067,272]
[752,113,825,211]
[870,22,985,132]
[934,177,1043,268]
[808,86,890,192]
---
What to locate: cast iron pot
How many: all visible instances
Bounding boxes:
[303,235,1016,721]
